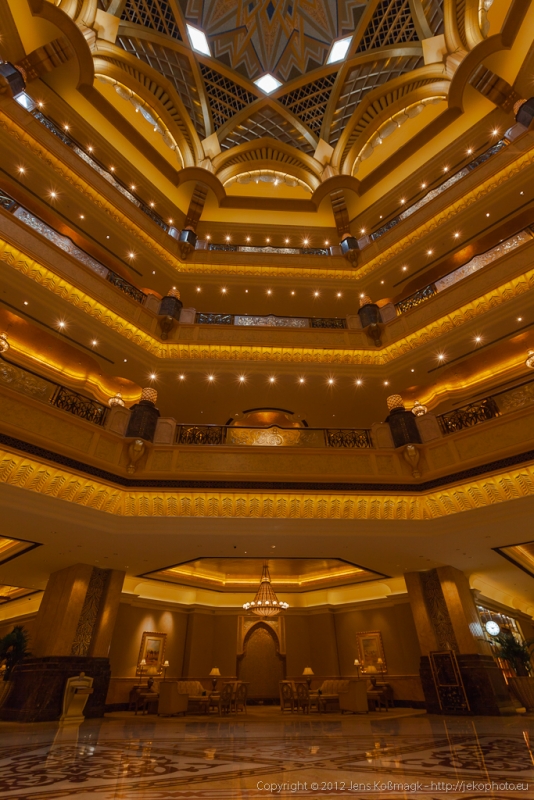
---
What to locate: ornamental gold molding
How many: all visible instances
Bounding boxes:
[3,236,534,369]
[352,144,534,281]
[2,104,534,283]
[0,446,533,520]
[0,109,180,272]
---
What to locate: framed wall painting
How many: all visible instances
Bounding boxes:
[356,631,387,674]
[138,631,167,675]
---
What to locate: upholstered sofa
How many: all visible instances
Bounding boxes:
[157,682,188,716]
[175,680,210,712]
[317,680,368,713]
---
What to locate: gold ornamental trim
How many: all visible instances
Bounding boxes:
[1,447,533,520]
[3,237,534,368]
[2,106,534,282]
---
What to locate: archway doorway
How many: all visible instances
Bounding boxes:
[238,622,285,701]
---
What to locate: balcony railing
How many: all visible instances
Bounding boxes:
[1,187,146,304]
[207,243,329,256]
[195,313,347,329]
[370,140,507,244]
[0,356,107,426]
[437,377,534,434]
[176,424,372,448]
[50,386,107,426]
[395,229,532,315]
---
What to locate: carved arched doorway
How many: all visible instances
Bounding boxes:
[238,622,285,701]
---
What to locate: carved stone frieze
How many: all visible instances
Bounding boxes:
[71,568,109,657]
[0,362,54,402]
[1,447,534,520]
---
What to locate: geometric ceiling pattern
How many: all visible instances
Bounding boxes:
[89,0,476,188]
[177,0,368,81]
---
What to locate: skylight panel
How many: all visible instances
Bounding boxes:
[254,74,282,94]
[186,24,210,56]
[327,36,352,64]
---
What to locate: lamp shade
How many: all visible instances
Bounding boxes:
[302,667,314,676]
[209,667,221,677]
[354,659,360,666]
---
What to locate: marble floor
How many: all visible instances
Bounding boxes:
[0,708,532,800]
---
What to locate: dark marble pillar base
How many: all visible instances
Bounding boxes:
[0,656,111,722]
[419,654,516,715]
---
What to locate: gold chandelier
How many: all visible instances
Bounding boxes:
[243,564,289,617]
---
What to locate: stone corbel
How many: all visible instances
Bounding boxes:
[403,444,421,478]
[126,439,146,474]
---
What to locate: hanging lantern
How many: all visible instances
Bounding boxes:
[412,400,428,417]
[109,392,125,408]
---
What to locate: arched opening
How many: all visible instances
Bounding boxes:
[238,622,285,702]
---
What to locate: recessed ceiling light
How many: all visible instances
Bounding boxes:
[400,198,405,204]
[245,289,249,293]
[474,336,482,343]
[384,381,389,386]
[328,378,334,385]
[186,24,211,55]
[454,232,460,238]
[411,369,415,373]
[17,166,25,174]
[79,214,85,219]
[267,289,272,295]
[124,359,127,362]
[314,291,319,297]
[356,379,362,386]
[520,191,524,195]
[437,353,445,361]
[285,238,290,244]
[50,191,57,199]
[486,213,490,217]
[58,320,66,328]
[225,236,230,242]
[402,266,407,271]
[303,239,309,246]
[179,374,185,380]
[130,185,136,191]
[299,377,305,384]
[427,250,433,256]
[206,234,211,240]
[23,301,28,306]
[246,237,251,242]
[239,375,245,382]
[327,36,352,64]
[291,291,295,295]
[92,340,98,346]
[150,373,156,380]
[380,280,384,284]
[269,376,276,383]
[467,148,473,154]
[421,183,426,189]
[443,166,449,172]
[325,240,330,246]
[517,317,523,322]
[337,292,342,297]
[254,73,282,94]
[221,287,227,293]
[207,374,214,382]
[196,287,201,292]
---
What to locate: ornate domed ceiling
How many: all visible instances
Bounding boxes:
[98,0,444,158]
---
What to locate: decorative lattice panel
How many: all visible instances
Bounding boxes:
[117,36,205,138]
[356,0,418,52]
[455,0,468,47]
[121,0,182,40]
[220,107,315,154]
[329,55,423,146]
[200,65,258,130]
[421,0,445,35]
[279,73,337,136]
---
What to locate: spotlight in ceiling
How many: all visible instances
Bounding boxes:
[186,24,210,55]
[327,36,352,64]
[254,73,282,94]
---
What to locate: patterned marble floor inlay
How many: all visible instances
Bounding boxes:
[0,709,532,799]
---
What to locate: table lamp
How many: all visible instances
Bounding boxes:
[377,657,385,677]
[209,667,221,690]
[138,658,146,681]
[354,658,361,678]
[302,667,314,688]
[162,660,169,681]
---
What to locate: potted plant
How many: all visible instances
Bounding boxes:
[0,626,31,706]
[497,633,534,710]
